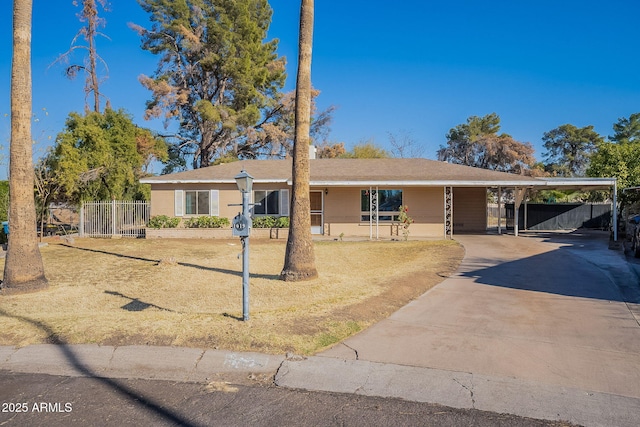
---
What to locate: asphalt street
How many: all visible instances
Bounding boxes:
[0,372,572,427]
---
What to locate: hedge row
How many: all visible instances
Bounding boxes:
[147,215,289,229]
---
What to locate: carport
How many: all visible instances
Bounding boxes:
[492,177,618,240]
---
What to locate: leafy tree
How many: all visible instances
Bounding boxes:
[610,112,640,144]
[542,124,603,177]
[281,0,317,282]
[316,141,346,158]
[318,138,408,160]
[588,113,640,200]
[2,0,49,294]
[132,0,286,169]
[588,141,640,199]
[53,0,110,113]
[49,109,167,203]
[242,88,335,159]
[157,86,335,173]
[0,181,8,222]
[437,113,534,173]
[341,140,390,159]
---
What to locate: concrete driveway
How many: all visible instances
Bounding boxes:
[276,230,640,426]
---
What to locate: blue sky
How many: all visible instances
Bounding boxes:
[1,0,639,177]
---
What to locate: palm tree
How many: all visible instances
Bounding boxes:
[280,0,318,281]
[2,0,48,295]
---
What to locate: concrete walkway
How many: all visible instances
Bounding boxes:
[276,230,640,427]
[2,231,640,426]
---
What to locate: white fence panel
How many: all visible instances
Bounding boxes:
[80,201,150,238]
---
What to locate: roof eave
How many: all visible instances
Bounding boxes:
[140,179,288,185]
[306,180,543,187]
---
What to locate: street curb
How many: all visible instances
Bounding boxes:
[0,344,285,384]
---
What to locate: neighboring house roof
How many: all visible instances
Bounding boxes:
[140,158,614,188]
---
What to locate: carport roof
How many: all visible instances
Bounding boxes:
[538,177,617,191]
[141,159,615,188]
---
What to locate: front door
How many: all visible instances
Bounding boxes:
[310,191,323,235]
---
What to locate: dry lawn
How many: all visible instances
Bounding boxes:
[0,238,463,355]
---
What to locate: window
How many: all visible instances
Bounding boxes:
[185,190,210,215]
[361,189,402,221]
[253,190,289,216]
[175,190,219,216]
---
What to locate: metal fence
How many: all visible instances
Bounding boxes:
[80,200,150,238]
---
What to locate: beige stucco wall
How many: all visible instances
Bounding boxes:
[453,187,487,232]
[148,183,483,238]
[149,183,290,221]
[319,186,445,238]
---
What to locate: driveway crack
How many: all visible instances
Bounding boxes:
[342,343,359,360]
[453,376,475,409]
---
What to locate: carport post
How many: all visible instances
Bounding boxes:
[497,187,502,235]
[513,187,526,237]
[613,181,618,242]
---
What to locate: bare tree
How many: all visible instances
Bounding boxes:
[34,155,61,242]
[2,0,48,294]
[280,0,318,281]
[388,130,425,158]
[53,0,109,113]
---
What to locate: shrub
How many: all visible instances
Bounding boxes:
[398,205,414,241]
[183,216,230,229]
[252,216,276,228]
[275,216,290,228]
[148,215,180,229]
[252,216,289,228]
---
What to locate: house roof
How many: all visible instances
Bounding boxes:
[140,158,614,188]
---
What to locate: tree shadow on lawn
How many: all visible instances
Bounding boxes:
[104,290,176,313]
[59,244,280,280]
[0,308,199,427]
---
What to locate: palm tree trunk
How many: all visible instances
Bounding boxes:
[2,0,48,295]
[280,0,317,281]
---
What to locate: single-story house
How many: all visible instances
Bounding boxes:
[140,158,617,239]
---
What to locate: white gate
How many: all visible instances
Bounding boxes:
[80,200,150,238]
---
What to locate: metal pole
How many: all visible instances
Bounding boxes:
[613,181,618,242]
[242,190,250,321]
[79,202,85,237]
[111,199,117,237]
[497,187,502,235]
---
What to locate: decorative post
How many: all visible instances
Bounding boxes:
[233,169,254,321]
[444,186,453,239]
